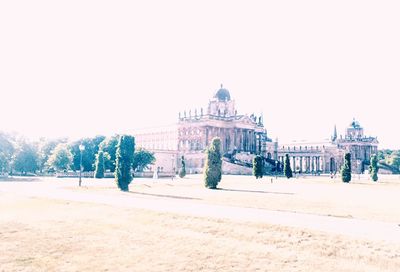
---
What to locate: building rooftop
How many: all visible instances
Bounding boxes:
[214,84,231,101]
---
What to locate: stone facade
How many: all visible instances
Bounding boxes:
[134,85,275,174]
[278,120,379,174]
[134,86,379,176]
[134,125,178,175]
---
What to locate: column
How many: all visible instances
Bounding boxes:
[253,131,255,153]
[306,157,309,173]
[242,129,245,151]
[299,157,303,173]
[311,157,315,174]
[251,131,255,153]
[239,129,243,151]
[234,129,237,149]
[247,130,250,152]
[205,127,209,147]
[292,156,296,173]
[244,130,248,152]
[244,130,247,152]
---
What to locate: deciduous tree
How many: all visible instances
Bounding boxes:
[12,141,39,175]
[132,148,155,172]
[0,133,14,173]
[99,135,119,172]
[70,136,106,172]
[47,143,72,172]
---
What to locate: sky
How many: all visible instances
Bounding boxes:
[0,1,399,148]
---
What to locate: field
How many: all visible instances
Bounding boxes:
[1,174,400,271]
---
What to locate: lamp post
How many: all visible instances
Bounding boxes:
[79,144,85,186]
[275,160,278,179]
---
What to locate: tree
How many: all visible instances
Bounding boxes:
[0,132,14,173]
[38,138,67,173]
[378,149,393,161]
[179,155,186,178]
[132,148,155,172]
[283,154,292,179]
[204,137,222,189]
[94,151,105,178]
[12,141,39,175]
[99,135,119,172]
[70,135,106,172]
[369,154,379,182]
[47,144,72,172]
[386,151,400,171]
[253,155,264,179]
[115,135,135,191]
[341,153,352,183]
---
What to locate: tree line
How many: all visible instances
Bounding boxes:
[377,149,400,173]
[0,132,154,176]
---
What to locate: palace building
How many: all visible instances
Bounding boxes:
[135,86,378,175]
[277,119,379,174]
[134,85,276,174]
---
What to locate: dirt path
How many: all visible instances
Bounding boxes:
[1,178,399,243]
[1,192,400,272]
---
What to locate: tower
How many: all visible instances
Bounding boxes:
[331,124,337,142]
[207,84,236,117]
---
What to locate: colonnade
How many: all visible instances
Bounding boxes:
[278,155,324,173]
[204,126,263,154]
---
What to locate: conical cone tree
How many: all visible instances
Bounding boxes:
[341,153,352,183]
[179,156,186,178]
[204,137,222,189]
[94,151,105,178]
[115,135,135,191]
[253,155,264,179]
[284,154,293,179]
[370,154,378,182]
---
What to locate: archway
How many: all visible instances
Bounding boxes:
[329,157,336,173]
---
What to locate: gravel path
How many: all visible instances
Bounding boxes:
[1,178,399,243]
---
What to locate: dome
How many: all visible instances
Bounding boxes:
[349,118,361,129]
[214,84,231,101]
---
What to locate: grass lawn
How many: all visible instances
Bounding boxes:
[1,174,399,271]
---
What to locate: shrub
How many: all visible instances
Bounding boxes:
[204,138,222,189]
[253,155,264,179]
[115,135,135,191]
[370,154,379,182]
[179,156,186,178]
[341,153,351,183]
[283,154,293,179]
[94,151,105,178]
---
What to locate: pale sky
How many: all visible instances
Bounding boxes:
[1,1,399,148]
